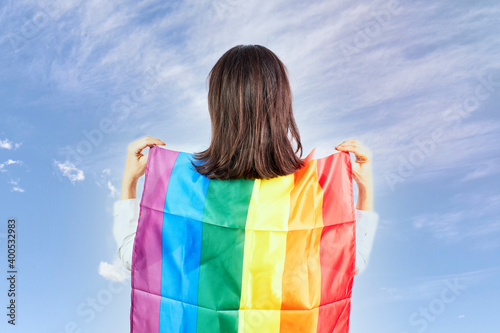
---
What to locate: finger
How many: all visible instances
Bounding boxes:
[138,136,166,147]
[336,138,365,149]
[336,145,371,162]
[336,139,360,146]
[335,142,361,151]
[129,137,166,153]
[336,140,368,151]
[335,143,362,152]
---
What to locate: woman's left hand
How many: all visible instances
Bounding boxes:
[120,136,166,200]
[123,136,166,182]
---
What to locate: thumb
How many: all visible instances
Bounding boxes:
[139,152,149,165]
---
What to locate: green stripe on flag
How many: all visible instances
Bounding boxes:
[196,178,255,332]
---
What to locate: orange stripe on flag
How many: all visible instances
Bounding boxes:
[280,159,323,331]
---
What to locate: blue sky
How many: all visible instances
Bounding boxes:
[1,0,499,332]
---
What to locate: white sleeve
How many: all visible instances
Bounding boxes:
[112,198,140,271]
[354,208,379,275]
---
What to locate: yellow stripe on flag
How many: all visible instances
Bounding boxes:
[239,175,294,332]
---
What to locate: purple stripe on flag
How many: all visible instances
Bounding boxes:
[131,147,180,333]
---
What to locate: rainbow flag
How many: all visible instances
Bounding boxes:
[131,146,356,333]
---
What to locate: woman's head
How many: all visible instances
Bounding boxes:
[192,44,305,180]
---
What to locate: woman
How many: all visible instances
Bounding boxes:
[114,45,378,284]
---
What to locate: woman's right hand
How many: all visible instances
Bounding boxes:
[335,139,373,188]
[120,136,166,200]
[335,139,374,211]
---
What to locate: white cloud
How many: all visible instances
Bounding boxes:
[0,159,22,172]
[107,180,118,198]
[0,139,21,150]
[98,257,129,282]
[54,160,85,183]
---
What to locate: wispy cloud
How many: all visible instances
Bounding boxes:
[411,193,500,247]
[0,138,21,150]
[2,0,499,192]
[460,160,500,181]
[0,160,24,192]
[9,179,25,193]
[374,266,500,303]
[412,211,467,240]
[54,160,85,183]
[94,169,119,197]
[77,1,500,192]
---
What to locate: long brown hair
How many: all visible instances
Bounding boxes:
[192,44,306,180]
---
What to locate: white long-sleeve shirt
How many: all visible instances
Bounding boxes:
[113,198,379,275]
